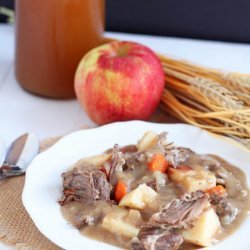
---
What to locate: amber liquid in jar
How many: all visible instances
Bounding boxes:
[15,0,105,99]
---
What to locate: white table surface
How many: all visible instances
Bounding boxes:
[0,24,250,249]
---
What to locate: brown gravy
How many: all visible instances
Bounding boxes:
[61,153,250,249]
[62,201,131,248]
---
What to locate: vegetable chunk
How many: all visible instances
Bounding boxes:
[148,154,169,173]
[167,166,195,182]
[115,180,128,202]
[181,170,216,192]
[102,208,141,238]
[206,185,226,196]
[137,131,158,151]
[77,154,111,167]
[119,184,158,209]
[169,167,216,192]
[183,208,221,247]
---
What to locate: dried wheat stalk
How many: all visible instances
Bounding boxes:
[159,55,250,150]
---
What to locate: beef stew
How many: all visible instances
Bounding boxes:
[59,131,250,250]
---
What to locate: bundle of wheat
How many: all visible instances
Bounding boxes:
[159,55,250,150]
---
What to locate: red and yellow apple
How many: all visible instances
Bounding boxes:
[74,41,165,125]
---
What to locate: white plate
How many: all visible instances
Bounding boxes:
[22,121,250,250]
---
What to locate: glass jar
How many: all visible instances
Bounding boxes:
[15,0,105,99]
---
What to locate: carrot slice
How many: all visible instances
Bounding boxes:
[206,185,226,196]
[115,180,128,202]
[148,154,169,173]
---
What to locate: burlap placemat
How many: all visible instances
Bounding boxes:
[0,137,61,250]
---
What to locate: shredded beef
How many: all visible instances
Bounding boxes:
[165,147,193,167]
[157,133,194,168]
[132,191,209,250]
[210,194,237,224]
[131,239,143,250]
[105,144,125,186]
[157,132,168,146]
[59,162,112,206]
[131,227,183,250]
[150,191,209,229]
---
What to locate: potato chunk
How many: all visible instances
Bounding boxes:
[137,131,158,151]
[124,209,142,225]
[168,166,195,182]
[153,171,168,188]
[102,208,141,238]
[183,208,221,247]
[72,154,112,170]
[168,167,216,192]
[119,184,158,209]
[81,153,111,167]
[181,170,216,192]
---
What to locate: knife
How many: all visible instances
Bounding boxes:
[0,133,39,179]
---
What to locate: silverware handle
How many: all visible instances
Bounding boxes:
[0,164,24,180]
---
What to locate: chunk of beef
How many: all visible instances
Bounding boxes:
[104,144,125,186]
[210,194,237,225]
[153,231,182,250]
[131,227,183,250]
[131,239,143,250]
[150,191,209,229]
[59,162,112,206]
[165,147,193,167]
